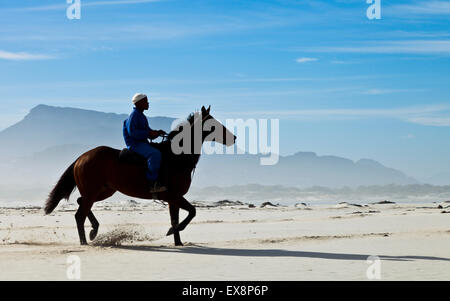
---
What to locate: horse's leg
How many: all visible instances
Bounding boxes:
[77,197,99,241]
[166,196,196,237]
[75,197,93,245]
[87,211,99,241]
[168,204,183,246]
[86,188,116,241]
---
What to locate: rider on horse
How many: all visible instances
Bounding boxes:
[123,93,167,192]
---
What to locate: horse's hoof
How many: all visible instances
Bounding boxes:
[166,227,174,236]
[175,242,184,246]
[89,229,98,241]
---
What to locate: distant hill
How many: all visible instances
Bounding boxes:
[0,104,419,200]
[191,152,418,188]
[0,104,175,157]
[424,172,450,186]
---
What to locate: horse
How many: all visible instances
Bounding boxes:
[44,105,236,246]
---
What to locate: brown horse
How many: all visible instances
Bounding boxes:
[44,105,236,246]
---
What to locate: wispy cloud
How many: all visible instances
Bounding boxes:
[296,57,318,63]
[233,104,450,127]
[0,11,293,44]
[361,88,427,95]
[331,60,351,65]
[8,0,162,12]
[0,75,376,91]
[402,134,415,139]
[0,50,55,60]
[362,88,395,95]
[85,0,162,6]
[388,1,450,15]
[408,117,450,126]
[306,40,450,54]
[267,105,449,117]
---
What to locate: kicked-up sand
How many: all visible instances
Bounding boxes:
[0,200,449,280]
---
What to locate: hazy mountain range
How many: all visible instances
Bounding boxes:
[0,104,175,158]
[0,104,422,187]
[0,104,448,204]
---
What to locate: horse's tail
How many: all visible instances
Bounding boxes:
[44,160,77,214]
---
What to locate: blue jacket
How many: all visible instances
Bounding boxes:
[123,107,152,148]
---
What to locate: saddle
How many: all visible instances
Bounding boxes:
[118,147,168,193]
[118,148,147,165]
[118,143,162,165]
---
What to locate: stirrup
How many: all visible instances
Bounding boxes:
[149,181,167,193]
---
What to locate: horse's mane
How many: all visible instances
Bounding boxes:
[159,111,202,171]
[167,111,200,138]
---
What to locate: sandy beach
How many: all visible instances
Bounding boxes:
[0,200,449,281]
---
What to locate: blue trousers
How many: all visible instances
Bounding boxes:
[129,142,162,181]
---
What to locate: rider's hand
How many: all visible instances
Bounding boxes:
[149,130,159,140]
[158,130,167,136]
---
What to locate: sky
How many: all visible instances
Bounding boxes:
[0,0,449,181]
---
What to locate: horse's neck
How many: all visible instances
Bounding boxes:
[180,153,201,171]
[159,140,201,171]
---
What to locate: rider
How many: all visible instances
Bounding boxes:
[123,93,167,192]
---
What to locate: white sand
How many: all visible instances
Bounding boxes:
[0,201,449,280]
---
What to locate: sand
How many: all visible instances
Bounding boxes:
[0,200,449,280]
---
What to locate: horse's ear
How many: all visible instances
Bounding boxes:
[207,105,211,114]
[201,106,206,113]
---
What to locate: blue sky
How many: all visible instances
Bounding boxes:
[0,0,449,180]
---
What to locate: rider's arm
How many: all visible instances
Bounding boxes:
[149,129,166,140]
[126,113,151,140]
[149,130,159,140]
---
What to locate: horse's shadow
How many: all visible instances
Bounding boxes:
[114,244,450,262]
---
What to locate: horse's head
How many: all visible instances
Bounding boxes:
[168,106,236,155]
[200,105,236,147]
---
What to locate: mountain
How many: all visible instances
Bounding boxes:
[0,104,175,158]
[191,151,418,188]
[0,104,418,201]
[424,172,450,186]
